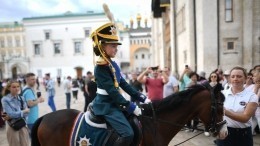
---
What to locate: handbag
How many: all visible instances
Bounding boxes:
[7,96,26,131]
[8,118,26,131]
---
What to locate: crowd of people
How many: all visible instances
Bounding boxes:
[128,64,260,146]
[0,21,259,146]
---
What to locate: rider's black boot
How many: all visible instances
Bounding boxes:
[113,137,132,146]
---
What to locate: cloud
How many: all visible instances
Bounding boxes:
[0,0,151,25]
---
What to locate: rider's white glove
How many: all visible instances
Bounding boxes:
[133,106,142,116]
[144,98,151,103]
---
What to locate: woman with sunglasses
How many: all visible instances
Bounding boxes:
[1,80,30,146]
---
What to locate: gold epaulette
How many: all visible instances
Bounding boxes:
[96,57,108,65]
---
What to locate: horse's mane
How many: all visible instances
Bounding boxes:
[152,84,208,112]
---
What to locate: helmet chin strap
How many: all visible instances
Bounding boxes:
[93,32,119,88]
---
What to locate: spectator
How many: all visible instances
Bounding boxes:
[185,72,199,133]
[179,66,192,91]
[86,77,97,108]
[57,76,61,87]
[129,72,143,92]
[208,72,221,88]
[36,77,40,90]
[163,67,179,97]
[83,71,93,112]
[22,73,44,133]
[63,76,72,109]
[129,72,143,102]
[0,79,4,128]
[1,80,30,146]
[71,78,79,103]
[215,66,258,146]
[250,68,260,135]
[137,66,168,102]
[198,71,207,82]
[223,70,231,90]
[45,73,56,112]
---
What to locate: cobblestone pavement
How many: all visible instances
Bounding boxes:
[1,85,260,146]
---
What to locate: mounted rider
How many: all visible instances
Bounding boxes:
[90,22,149,146]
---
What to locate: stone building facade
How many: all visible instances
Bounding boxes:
[23,12,110,79]
[152,0,260,77]
[0,22,29,79]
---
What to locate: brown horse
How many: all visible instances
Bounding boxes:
[31,84,226,146]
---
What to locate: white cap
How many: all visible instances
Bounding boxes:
[224,70,231,75]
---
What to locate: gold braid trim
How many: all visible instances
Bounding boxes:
[96,32,118,40]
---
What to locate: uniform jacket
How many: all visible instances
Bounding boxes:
[92,61,142,115]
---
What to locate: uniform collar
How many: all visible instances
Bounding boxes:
[227,87,246,96]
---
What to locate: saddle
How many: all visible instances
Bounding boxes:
[88,105,142,146]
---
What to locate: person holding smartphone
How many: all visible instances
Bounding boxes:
[22,73,44,133]
[1,80,30,146]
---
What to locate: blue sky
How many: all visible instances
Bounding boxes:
[0,0,151,26]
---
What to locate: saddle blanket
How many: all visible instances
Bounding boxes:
[70,112,108,146]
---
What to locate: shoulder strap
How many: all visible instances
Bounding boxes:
[18,96,24,110]
[21,87,35,97]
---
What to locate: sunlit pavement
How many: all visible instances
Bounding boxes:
[1,85,259,146]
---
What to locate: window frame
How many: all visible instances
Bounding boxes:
[53,42,62,55]
[74,41,82,54]
[225,0,233,22]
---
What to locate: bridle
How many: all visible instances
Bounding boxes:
[207,86,226,135]
[140,85,226,145]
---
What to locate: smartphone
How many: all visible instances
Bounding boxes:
[37,92,41,98]
[1,112,7,117]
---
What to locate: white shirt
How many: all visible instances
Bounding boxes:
[63,79,72,93]
[223,88,258,128]
[163,75,179,97]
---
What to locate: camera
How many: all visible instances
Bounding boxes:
[151,66,159,71]
[37,91,41,98]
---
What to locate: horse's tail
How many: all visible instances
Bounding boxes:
[31,116,43,146]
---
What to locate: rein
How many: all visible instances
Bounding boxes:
[140,85,226,145]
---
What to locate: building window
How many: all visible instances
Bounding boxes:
[135,55,138,59]
[225,0,233,22]
[74,42,82,53]
[176,6,186,34]
[57,69,62,77]
[85,29,90,38]
[54,42,61,54]
[227,42,234,50]
[7,37,12,47]
[142,54,145,59]
[0,38,4,48]
[15,37,20,47]
[34,43,41,55]
[45,32,50,40]
[37,69,42,78]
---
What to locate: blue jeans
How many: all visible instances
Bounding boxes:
[65,93,71,109]
[48,95,56,112]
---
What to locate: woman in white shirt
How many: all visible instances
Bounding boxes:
[215,66,258,146]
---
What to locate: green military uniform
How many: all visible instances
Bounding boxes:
[91,23,146,146]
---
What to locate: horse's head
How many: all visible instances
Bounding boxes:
[205,83,228,139]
